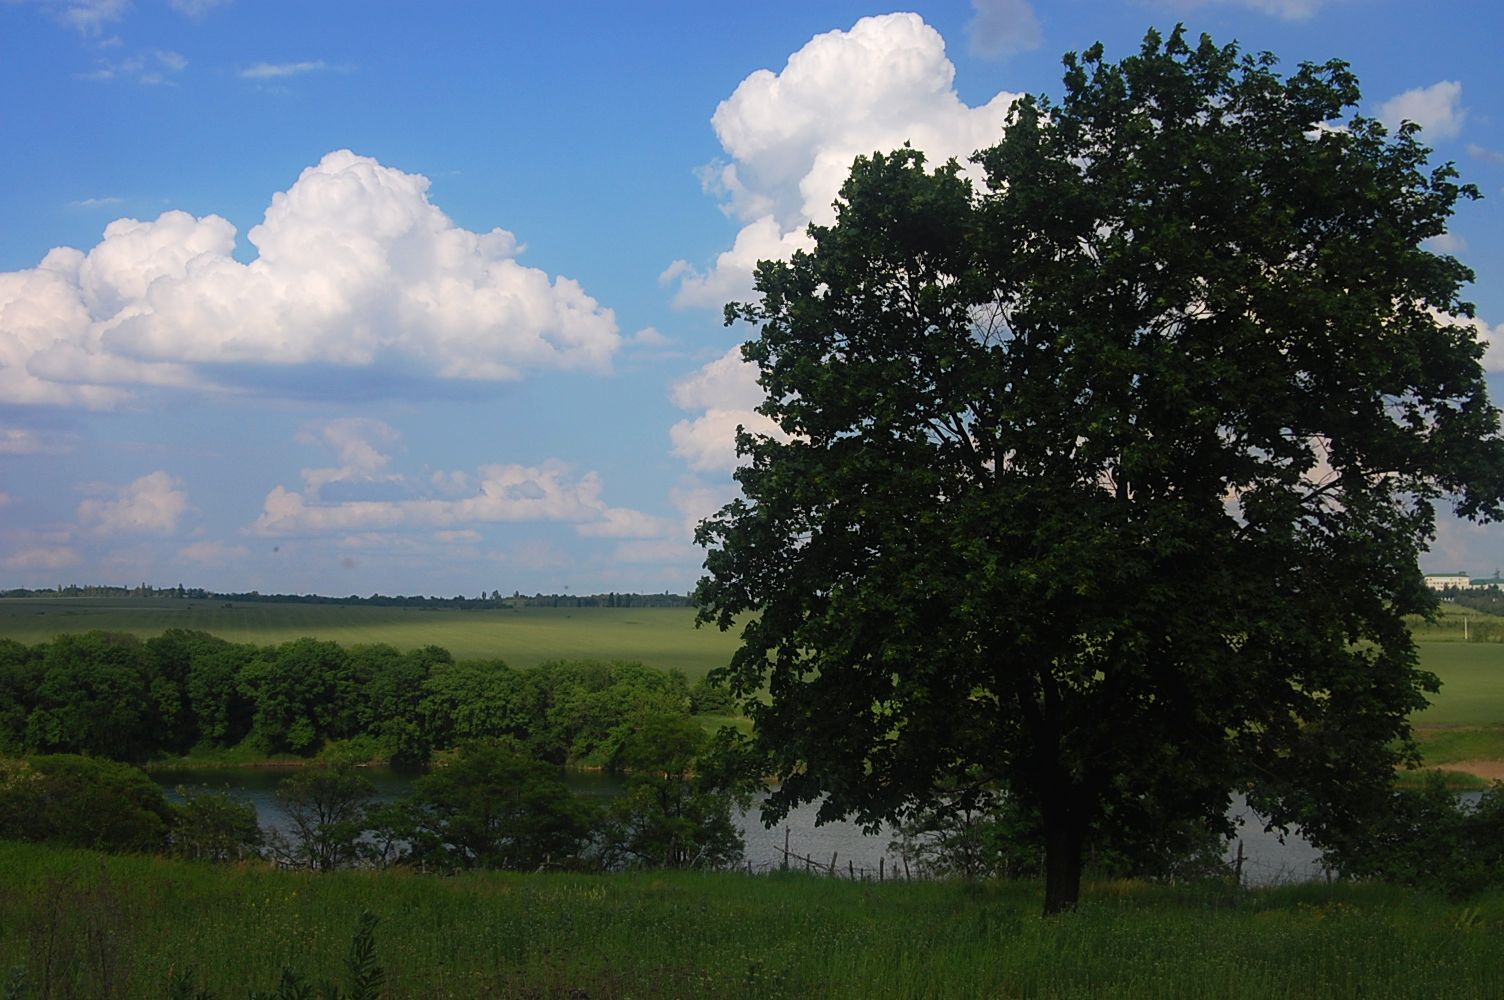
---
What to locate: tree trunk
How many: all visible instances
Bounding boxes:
[1041,795,1087,916]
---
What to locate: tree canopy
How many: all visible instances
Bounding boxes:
[695,28,1504,914]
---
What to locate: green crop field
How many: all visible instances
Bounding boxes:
[0,598,741,679]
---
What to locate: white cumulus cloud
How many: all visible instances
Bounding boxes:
[668,346,782,472]
[664,13,1016,480]
[664,12,1022,310]
[1379,81,1466,141]
[77,471,189,535]
[0,150,621,407]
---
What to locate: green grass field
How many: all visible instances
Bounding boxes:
[1,841,1501,999]
[2,596,1501,727]
[1411,641,1504,727]
[0,598,741,679]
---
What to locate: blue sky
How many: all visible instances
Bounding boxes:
[2,0,1502,597]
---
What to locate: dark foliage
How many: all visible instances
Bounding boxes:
[0,755,174,854]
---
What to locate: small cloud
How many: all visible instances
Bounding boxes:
[0,426,75,454]
[168,0,231,19]
[1466,144,1504,166]
[1164,0,1327,19]
[0,493,13,508]
[1424,232,1467,255]
[3,546,82,571]
[967,0,1043,59]
[628,326,672,348]
[575,508,667,539]
[251,460,648,539]
[239,60,330,80]
[68,196,124,209]
[77,49,189,86]
[179,539,250,563]
[28,0,129,38]
[1379,81,1466,141]
[77,470,189,535]
[434,529,482,544]
[295,418,402,499]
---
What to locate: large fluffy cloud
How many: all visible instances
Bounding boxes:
[0,150,620,407]
[666,13,1015,474]
[665,13,1021,309]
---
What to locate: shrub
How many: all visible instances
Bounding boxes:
[0,755,173,853]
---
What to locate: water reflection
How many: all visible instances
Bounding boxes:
[156,766,1329,885]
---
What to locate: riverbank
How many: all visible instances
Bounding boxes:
[1,841,1500,998]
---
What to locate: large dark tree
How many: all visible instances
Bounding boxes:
[695,29,1504,914]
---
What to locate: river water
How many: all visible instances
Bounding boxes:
[154,767,1327,885]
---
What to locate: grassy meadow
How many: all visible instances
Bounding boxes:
[1,841,1501,999]
[0,597,740,679]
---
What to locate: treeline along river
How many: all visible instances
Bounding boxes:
[0,627,1429,885]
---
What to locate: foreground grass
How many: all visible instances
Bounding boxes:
[1,843,1502,998]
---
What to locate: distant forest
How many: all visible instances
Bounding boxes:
[1439,587,1504,617]
[0,584,694,610]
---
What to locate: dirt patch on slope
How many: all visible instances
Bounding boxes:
[1435,759,1504,782]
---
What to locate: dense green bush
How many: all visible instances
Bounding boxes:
[0,754,175,853]
[374,739,595,872]
[597,712,744,870]
[171,787,263,862]
[1323,773,1504,897]
[268,761,376,872]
